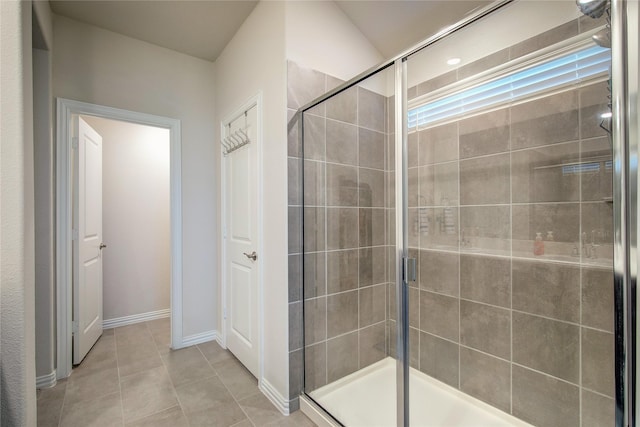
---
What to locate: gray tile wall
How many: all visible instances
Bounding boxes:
[396,16,614,427]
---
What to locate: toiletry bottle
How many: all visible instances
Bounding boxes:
[534,232,545,256]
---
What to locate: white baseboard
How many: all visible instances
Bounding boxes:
[36,370,57,389]
[260,379,291,416]
[179,330,219,348]
[103,309,170,329]
[215,333,225,348]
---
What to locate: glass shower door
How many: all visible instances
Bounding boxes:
[300,65,399,426]
[403,1,615,426]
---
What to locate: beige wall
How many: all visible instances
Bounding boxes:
[33,47,56,381]
[214,0,383,408]
[285,0,383,82]
[214,0,289,402]
[53,15,217,338]
[32,0,56,385]
[82,116,170,321]
[1,0,37,425]
[283,1,384,406]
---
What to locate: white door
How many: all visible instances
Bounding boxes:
[73,116,104,364]
[224,105,259,377]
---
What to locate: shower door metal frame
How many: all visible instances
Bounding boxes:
[612,0,638,425]
[394,56,409,427]
[297,1,636,425]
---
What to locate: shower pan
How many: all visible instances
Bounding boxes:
[295,0,638,426]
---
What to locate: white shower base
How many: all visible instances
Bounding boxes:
[304,357,531,427]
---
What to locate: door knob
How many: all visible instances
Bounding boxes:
[99,243,107,250]
[243,251,257,261]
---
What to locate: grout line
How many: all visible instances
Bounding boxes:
[578,85,584,427]
[298,199,610,210]
[356,86,361,371]
[323,102,329,390]
[455,119,461,390]
[197,343,256,427]
[508,105,514,416]
[115,324,126,426]
[123,321,176,425]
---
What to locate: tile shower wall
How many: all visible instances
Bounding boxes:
[395,16,614,427]
[287,61,391,404]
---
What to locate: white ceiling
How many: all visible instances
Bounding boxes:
[335,1,491,58]
[49,0,492,63]
[49,1,259,62]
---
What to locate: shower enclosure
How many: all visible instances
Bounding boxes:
[295,0,638,426]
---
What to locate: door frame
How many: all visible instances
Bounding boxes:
[220,92,264,381]
[56,98,183,379]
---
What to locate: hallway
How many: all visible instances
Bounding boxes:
[36,319,315,426]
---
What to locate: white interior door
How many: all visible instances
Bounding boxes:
[224,105,259,377]
[73,116,104,364]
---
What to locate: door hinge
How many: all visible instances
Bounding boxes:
[72,321,79,335]
[72,137,79,150]
[72,229,78,241]
[403,257,417,283]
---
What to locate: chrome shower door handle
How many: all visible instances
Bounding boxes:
[243,251,257,261]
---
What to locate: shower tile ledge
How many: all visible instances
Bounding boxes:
[306,357,532,427]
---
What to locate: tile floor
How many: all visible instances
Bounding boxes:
[37,318,316,427]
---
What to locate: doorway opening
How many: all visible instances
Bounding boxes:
[56,99,183,379]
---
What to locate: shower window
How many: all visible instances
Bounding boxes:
[408,44,611,130]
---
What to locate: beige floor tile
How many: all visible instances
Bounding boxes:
[152,330,171,355]
[90,334,116,352]
[37,397,64,427]
[197,341,233,364]
[118,352,164,379]
[120,366,178,422]
[116,331,156,351]
[40,320,304,427]
[37,382,67,427]
[59,391,123,427]
[186,401,248,427]
[265,411,317,427]
[38,380,67,401]
[238,393,287,427]
[124,405,188,427]
[65,367,120,404]
[72,336,117,379]
[174,376,234,414]
[161,346,216,387]
[146,317,170,334]
[115,324,153,348]
[115,323,148,336]
[103,328,115,336]
[117,335,158,363]
[211,358,260,401]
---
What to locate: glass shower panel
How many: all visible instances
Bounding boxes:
[302,65,396,426]
[405,1,614,426]
[302,66,397,426]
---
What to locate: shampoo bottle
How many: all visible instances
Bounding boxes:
[534,232,545,256]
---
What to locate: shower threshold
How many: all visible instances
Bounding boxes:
[305,357,531,427]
